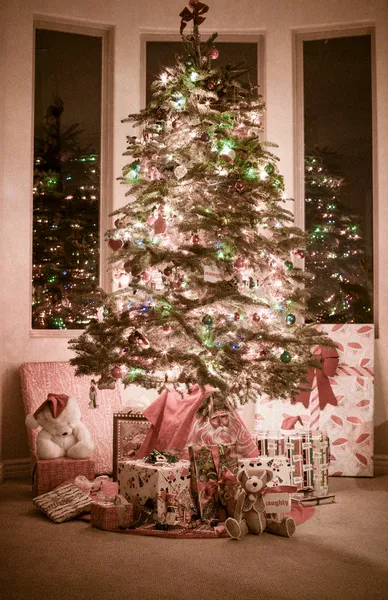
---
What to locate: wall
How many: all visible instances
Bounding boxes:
[1,0,387,476]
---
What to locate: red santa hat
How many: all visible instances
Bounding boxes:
[33,393,69,419]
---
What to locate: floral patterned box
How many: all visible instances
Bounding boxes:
[118,459,195,524]
[255,324,374,477]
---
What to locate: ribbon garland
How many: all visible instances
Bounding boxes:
[179,2,209,35]
[293,345,339,411]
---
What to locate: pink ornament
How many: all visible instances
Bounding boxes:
[162,325,172,335]
[252,313,261,323]
[235,181,244,191]
[110,366,123,379]
[210,47,219,60]
[141,271,151,281]
[108,239,123,251]
[147,214,156,225]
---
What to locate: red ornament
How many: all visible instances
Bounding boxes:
[173,279,183,289]
[162,325,172,335]
[259,350,267,359]
[114,219,123,228]
[235,181,245,191]
[141,271,151,281]
[234,257,245,270]
[110,366,123,379]
[234,312,240,321]
[209,47,219,59]
[207,80,215,90]
[164,266,173,277]
[108,239,123,251]
[154,215,167,235]
[172,120,182,129]
[252,313,261,323]
[297,250,306,258]
[192,234,200,244]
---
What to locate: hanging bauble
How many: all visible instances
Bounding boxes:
[265,163,275,175]
[285,314,296,325]
[111,366,123,379]
[234,312,240,321]
[108,238,123,251]
[207,80,216,90]
[220,146,236,163]
[259,349,267,359]
[114,218,123,228]
[209,47,219,59]
[141,271,151,282]
[202,314,213,327]
[147,214,156,225]
[192,234,200,245]
[120,347,130,356]
[235,181,245,191]
[252,313,261,323]
[200,132,210,142]
[234,257,245,270]
[162,325,172,335]
[172,120,182,129]
[174,164,188,179]
[128,330,150,349]
[280,350,292,363]
[164,266,173,277]
[103,306,109,317]
[284,260,293,270]
[297,250,306,259]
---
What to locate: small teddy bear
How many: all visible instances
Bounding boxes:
[25,393,94,460]
[225,465,296,540]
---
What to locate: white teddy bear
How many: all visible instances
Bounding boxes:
[25,393,94,460]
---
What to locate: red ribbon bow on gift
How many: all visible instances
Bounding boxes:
[293,345,339,410]
[197,468,237,503]
[179,2,209,35]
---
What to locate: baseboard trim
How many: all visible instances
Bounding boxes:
[374,454,388,474]
[0,458,31,482]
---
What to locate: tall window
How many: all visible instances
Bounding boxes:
[32,28,102,329]
[302,33,373,324]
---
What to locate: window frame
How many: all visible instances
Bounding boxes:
[30,17,114,337]
[292,24,377,331]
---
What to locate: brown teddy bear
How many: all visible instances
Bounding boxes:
[225,465,296,539]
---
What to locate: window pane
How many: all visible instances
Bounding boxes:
[33,29,102,329]
[304,35,373,323]
[146,41,258,104]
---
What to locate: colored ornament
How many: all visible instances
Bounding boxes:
[192,234,200,244]
[141,271,151,281]
[297,250,306,258]
[114,218,123,228]
[259,350,267,359]
[235,181,244,191]
[147,214,156,225]
[202,314,213,327]
[207,80,215,90]
[265,163,275,175]
[200,132,210,142]
[162,325,172,335]
[284,260,293,270]
[220,146,236,163]
[154,214,167,235]
[280,351,292,363]
[234,312,240,321]
[285,314,296,325]
[252,313,261,323]
[174,165,188,179]
[103,306,109,317]
[172,120,182,129]
[164,266,173,277]
[110,366,123,379]
[108,238,123,251]
[209,47,219,59]
[234,257,245,270]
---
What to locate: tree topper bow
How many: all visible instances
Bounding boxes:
[180,1,209,35]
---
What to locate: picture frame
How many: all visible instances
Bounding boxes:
[112,411,151,480]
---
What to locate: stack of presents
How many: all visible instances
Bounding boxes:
[30,324,374,535]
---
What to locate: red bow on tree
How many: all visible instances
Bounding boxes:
[179,2,209,35]
[293,345,339,410]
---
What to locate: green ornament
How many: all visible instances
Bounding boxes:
[103,306,109,317]
[280,350,292,363]
[265,163,275,175]
[285,314,296,325]
[202,314,213,327]
[284,260,293,270]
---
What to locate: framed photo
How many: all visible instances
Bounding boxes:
[112,411,151,480]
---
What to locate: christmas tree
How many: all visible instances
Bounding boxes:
[69,2,331,411]
[305,147,373,323]
[32,96,101,329]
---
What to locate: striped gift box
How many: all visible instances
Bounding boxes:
[33,483,91,523]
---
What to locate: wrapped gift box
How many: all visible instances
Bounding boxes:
[32,458,95,497]
[33,483,92,523]
[189,444,239,521]
[237,456,293,487]
[118,458,195,524]
[255,324,374,477]
[251,431,330,493]
[91,496,134,531]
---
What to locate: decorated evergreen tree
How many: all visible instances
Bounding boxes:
[305,147,373,323]
[33,96,101,329]
[69,2,331,412]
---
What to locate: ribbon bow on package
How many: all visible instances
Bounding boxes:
[179,1,209,35]
[294,345,339,410]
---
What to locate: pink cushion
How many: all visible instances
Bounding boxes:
[20,361,123,475]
